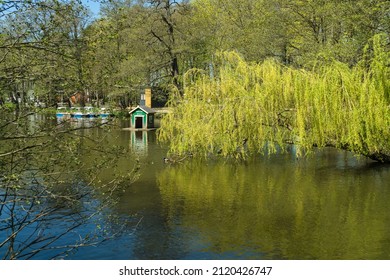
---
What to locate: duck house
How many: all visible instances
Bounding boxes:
[129,105,156,129]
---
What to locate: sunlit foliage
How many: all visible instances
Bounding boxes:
[158,35,390,162]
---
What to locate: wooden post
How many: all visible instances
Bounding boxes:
[145,88,152,108]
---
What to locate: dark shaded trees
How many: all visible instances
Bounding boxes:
[0,0,92,107]
[139,0,190,90]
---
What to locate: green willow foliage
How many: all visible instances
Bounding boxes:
[158,35,390,162]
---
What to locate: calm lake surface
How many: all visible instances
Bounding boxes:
[2,115,390,259]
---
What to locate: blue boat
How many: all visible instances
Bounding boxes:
[70,107,84,119]
[56,107,70,118]
[99,107,112,118]
[65,106,113,119]
[84,106,98,118]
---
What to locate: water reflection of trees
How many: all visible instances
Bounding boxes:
[157,153,390,259]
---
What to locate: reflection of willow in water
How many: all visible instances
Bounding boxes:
[157,157,390,259]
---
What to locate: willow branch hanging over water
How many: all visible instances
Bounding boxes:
[158,35,390,162]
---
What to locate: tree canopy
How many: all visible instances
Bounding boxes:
[158,35,390,162]
[1,0,389,161]
[1,0,389,107]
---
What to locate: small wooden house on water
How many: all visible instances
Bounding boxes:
[129,105,156,130]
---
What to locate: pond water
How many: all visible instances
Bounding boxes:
[1,115,390,259]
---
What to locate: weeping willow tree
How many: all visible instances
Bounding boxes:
[158,34,390,162]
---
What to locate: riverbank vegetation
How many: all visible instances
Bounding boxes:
[0,0,389,158]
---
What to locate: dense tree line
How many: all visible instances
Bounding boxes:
[1,0,389,108]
